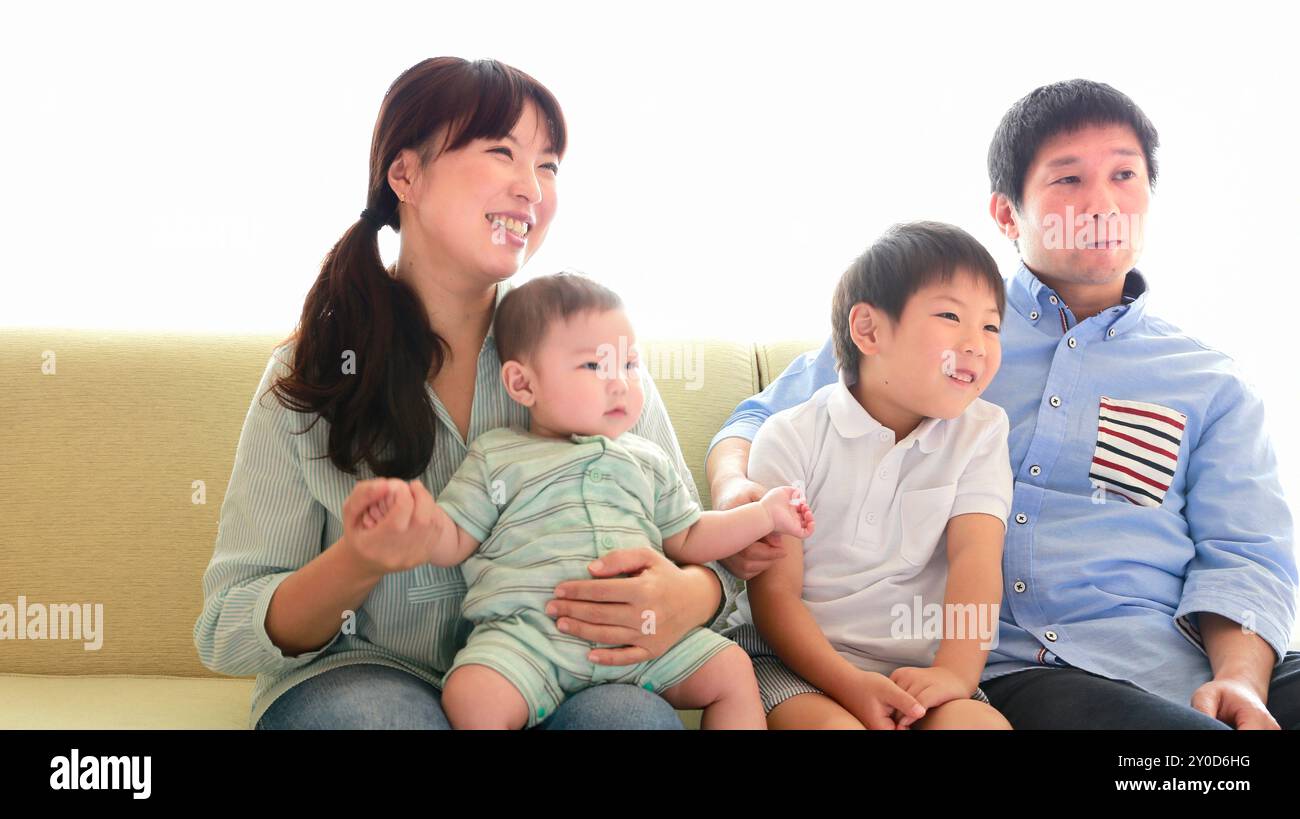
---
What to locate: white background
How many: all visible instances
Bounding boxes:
[3,0,1298,508]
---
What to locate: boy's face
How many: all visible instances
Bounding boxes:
[860,271,1003,421]
[507,308,645,439]
[1002,122,1149,286]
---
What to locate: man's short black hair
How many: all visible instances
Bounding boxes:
[988,79,1160,211]
[832,221,1005,378]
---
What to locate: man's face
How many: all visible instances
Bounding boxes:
[523,308,645,439]
[1004,122,1150,286]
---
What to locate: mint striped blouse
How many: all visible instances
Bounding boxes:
[193,279,736,728]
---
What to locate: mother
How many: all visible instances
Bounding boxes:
[193,57,734,729]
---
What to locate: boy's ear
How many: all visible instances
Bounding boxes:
[500,360,537,407]
[849,302,885,357]
[989,192,1020,243]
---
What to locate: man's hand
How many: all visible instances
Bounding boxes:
[714,476,785,580]
[1191,677,1280,729]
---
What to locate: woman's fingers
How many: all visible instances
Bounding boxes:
[555,618,642,646]
[553,576,639,604]
[546,599,632,629]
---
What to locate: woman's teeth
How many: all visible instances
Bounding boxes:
[487,214,529,237]
[949,372,975,383]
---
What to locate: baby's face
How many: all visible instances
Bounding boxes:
[870,270,1003,420]
[527,308,645,438]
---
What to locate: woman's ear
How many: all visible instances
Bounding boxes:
[500,360,537,407]
[849,302,885,357]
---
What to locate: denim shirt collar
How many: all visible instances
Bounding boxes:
[1007,262,1149,341]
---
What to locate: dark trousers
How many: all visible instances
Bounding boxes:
[981,650,1300,729]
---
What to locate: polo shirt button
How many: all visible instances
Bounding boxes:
[1049,295,1059,305]
[867,513,878,524]
[878,430,890,442]
[1108,328,1116,338]
[1049,396,1061,408]
[1067,337,1077,348]
[1029,465,1041,476]
[1045,630,1058,642]
[1015,513,1028,525]
[878,468,888,479]
[1029,310,1039,320]
[1013,580,1026,593]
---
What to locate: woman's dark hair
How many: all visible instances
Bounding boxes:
[988,79,1159,211]
[267,57,567,479]
[831,221,1005,377]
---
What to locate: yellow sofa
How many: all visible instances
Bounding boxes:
[0,327,819,729]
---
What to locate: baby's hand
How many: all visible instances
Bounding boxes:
[361,480,412,530]
[888,666,970,725]
[759,485,815,540]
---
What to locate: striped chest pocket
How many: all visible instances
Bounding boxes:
[1088,396,1188,508]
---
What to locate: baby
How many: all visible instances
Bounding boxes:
[362,272,814,729]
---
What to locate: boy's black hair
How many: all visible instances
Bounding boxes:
[988,79,1159,211]
[832,221,1005,378]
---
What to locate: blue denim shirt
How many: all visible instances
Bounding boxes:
[708,262,1296,705]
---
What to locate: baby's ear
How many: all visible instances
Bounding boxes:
[500,360,536,407]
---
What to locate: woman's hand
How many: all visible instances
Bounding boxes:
[546,547,717,666]
[341,477,444,579]
[713,477,785,580]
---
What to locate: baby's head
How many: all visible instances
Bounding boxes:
[494,272,644,439]
[832,221,1006,422]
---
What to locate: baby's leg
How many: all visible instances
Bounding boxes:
[441,664,530,730]
[657,645,765,729]
[911,699,1012,730]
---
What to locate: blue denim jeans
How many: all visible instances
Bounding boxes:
[981,650,1300,729]
[254,663,686,730]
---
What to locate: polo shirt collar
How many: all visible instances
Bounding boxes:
[827,374,946,453]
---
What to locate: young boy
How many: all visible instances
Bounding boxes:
[361,272,814,729]
[724,221,1014,729]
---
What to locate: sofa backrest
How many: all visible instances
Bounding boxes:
[0,327,821,677]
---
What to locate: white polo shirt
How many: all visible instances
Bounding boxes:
[729,375,1013,675]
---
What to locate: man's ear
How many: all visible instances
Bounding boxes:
[989,192,1020,244]
[500,360,537,407]
[849,302,886,357]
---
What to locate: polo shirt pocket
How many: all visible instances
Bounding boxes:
[898,483,957,566]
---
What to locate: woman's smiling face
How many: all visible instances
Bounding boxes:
[393,99,561,283]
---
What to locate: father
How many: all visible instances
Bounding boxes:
[707,80,1299,729]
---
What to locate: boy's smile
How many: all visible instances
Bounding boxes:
[850,270,1003,441]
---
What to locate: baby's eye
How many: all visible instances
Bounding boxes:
[581,361,599,371]
[985,324,1001,334]
[936,312,960,322]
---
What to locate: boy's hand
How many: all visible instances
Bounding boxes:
[759,486,815,540]
[840,669,927,730]
[888,666,971,725]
